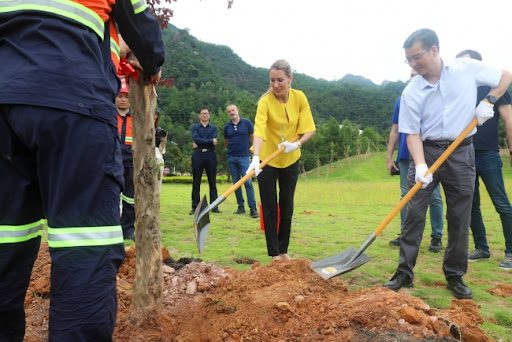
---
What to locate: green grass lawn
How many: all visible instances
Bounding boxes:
[144,151,512,340]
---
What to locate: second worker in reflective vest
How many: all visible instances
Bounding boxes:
[117,76,136,240]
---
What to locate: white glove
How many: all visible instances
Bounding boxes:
[278,141,300,153]
[415,163,433,189]
[475,100,494,126]
[246,155,262,176]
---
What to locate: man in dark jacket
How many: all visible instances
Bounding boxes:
[190,106,222,214]
[456,49,512,270]
[0,1,165,340]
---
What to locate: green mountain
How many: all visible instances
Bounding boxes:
[155,25,405,174]
[158,25,405,131]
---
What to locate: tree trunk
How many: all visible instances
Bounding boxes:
[128,74,163,325]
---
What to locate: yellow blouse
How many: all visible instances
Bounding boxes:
[254,88,316,168]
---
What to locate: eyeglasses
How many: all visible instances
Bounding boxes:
[233,125,237,132]
[404,50,428,64]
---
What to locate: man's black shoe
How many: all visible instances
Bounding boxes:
[447,277,473,299]
[389,237,401,247]
[234,207,246,215]
[428,237,442,253]
[189,209,195,215]
[383,272,413,291]
[212,208,222,213]
[249,207,260,218]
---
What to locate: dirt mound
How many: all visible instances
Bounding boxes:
[487,284,512,298]
[24,244,492,341]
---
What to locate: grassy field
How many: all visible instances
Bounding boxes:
[147,151,512,341]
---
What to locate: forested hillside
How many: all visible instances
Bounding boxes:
[154,25,408,174]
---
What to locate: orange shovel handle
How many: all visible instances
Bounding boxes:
[221,135,300,198]
[374,118,478,237]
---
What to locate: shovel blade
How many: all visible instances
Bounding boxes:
[194,195,210,253]
[311,248,371,279]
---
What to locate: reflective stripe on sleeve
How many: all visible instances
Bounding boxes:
[110,36,120,62]
[0,220,44,243]
[131,0,147,14]
[47,225,123,247]
[0,0,105,39]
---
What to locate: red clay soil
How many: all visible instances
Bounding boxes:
[24,244,504,342]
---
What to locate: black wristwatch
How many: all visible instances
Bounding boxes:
[485,95,497,104]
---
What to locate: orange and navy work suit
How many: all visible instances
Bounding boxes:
[0,0,164,341]
[117,111,136,239]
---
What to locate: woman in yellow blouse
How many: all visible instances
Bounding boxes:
[246,59,316,261]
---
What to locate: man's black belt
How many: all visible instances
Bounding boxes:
[195,148,215,152]
[423,137,473,149]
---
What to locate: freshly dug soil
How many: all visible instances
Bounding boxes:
[24,244,503,341]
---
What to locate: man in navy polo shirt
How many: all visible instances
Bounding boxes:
[224,104,259,218]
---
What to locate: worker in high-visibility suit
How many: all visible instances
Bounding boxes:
[0,0,165,341]
[117,76,136,240]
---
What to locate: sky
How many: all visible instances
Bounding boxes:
[168,0,512,85]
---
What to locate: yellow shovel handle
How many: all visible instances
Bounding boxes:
[221,135,300,198]
[374,118,478,236]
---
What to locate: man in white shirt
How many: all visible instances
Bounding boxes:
[383,28,512,299]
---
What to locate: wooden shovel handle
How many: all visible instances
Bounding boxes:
[374,118,478,237]
[221,135,300,198]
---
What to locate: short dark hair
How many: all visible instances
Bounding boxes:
[455,49,482,61]
[198,106,210,114]
[403,28,439,52]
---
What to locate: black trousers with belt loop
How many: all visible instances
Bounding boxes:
[397,143,475,280]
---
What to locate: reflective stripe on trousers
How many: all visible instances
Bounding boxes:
[47,225,123,248]
[0,219,44,243]
[121,193,135,205]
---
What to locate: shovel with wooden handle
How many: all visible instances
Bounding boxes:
[311,118,478,279]
[194,135,300,253]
